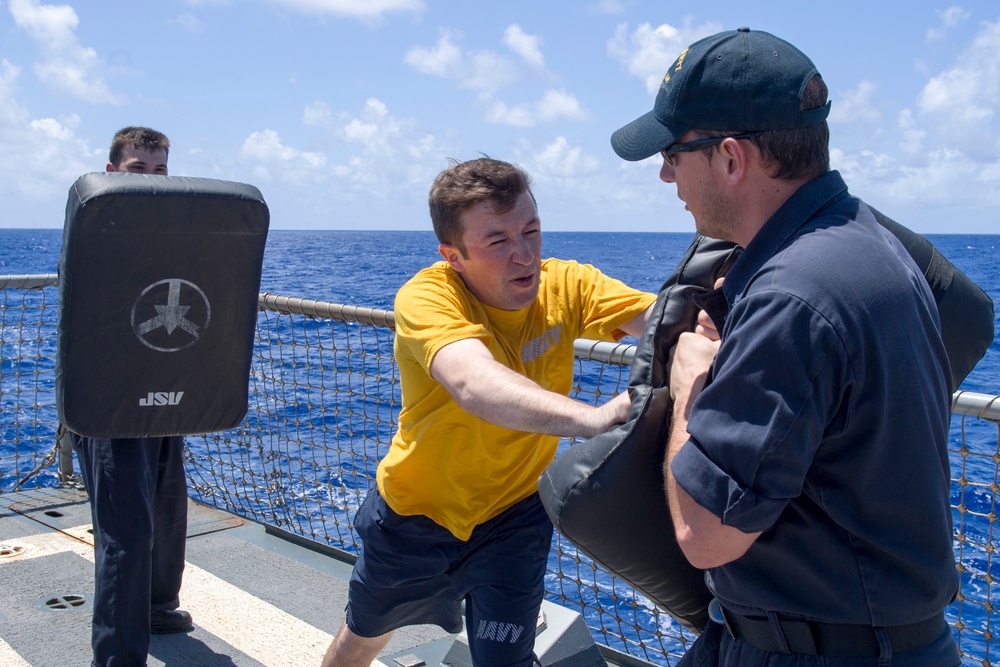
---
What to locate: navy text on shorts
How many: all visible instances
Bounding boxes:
[346,487,553,667]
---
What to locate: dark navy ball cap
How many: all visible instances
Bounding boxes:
[611,28,832,161]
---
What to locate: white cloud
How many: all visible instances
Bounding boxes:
[504,25,545,70]
[240,129,326,183]
[486,90,586,127]
[882,149,1000,211]
[927,5,971,41]
[895,108,927,157]
[828,81,882,124]
[8,0,122,104]
[461,50,520,97]
[531,136,600,178]
[851,19,1000,214]
[404,30,465,78]
[939,5,972,27]
[588,0,626,14]
[0,60,25,126]
[262,0,425,20]
[303,101,333,127]
[404,30,520,98]
[0,60,96,216]
[406,27,579,127]
[485,100,534,128]
[830,147,898,186]
[537,90,585,121]
[340,98,396,150]
[830,18,1000,223]
[306,98,457,197]
[607,19,723,95]
[238,98,457,213]
[30,114,79,140]
[917,19,1000,158]
[172,12,206,32]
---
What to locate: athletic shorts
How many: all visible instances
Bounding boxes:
[346,487,553,667]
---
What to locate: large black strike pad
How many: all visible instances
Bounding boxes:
[57,172,269,438]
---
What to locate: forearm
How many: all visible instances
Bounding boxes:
[453,360,620,438]
[664,389,700,559]
[664,389,760,569]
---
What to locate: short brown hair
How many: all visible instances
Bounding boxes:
[108,126,170,167]
[428,158,534,255]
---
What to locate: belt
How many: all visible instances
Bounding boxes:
[719,607,947,657]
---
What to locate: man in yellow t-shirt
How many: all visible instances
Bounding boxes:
[322,158,656,667]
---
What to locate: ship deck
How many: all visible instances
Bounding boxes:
[0,487,636,667]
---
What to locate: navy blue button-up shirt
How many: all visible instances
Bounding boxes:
[672,171,957,625]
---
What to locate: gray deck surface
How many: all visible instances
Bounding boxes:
[0,488,453,666]
[0,488,626,667]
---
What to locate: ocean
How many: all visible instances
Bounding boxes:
[3,227,1000,659]
[4,227,997,391]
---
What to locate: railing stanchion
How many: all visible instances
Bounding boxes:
[56,424,77,487]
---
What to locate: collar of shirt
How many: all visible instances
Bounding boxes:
[722,170,851,309]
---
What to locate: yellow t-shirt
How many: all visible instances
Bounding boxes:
[378,258,656,540]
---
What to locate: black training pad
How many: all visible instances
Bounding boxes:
[57,172,269,438]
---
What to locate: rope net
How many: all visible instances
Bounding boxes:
[1,276,997,665]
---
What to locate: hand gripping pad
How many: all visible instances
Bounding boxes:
[56,172,269,438]
[538,235,740,633]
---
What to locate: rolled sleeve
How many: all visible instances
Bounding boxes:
[673,289,849,533]
[671,436,782,532]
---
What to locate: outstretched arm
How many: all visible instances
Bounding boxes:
[431,337,631,438]
[617,301,656,338]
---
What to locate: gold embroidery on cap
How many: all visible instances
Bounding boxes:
[675,47,690,72]
[664,47,690,86]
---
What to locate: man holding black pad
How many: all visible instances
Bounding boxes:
[71,126,194,667]
[610,28,960,665]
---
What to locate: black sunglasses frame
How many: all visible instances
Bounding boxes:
[660,132,763,166]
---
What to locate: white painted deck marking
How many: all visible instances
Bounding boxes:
[2,530,93,561]
[0,638,32,667]
[7,529,395,666]
[180,562,334,664]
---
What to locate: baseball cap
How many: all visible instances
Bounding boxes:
[610,27,831,161]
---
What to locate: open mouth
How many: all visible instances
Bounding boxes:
[512,274,535,288]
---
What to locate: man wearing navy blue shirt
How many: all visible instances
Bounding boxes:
[611,29,959,665]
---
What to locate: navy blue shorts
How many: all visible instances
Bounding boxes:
[346,487,553,667]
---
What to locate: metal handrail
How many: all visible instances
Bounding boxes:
[0,273,59,289]
[4,273,995,422]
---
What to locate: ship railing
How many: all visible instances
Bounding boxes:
[2,274,999,666]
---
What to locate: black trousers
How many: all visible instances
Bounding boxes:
[73,434,188,667]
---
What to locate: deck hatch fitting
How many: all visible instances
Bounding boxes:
[0,543,26,558]
[36,594,90,612]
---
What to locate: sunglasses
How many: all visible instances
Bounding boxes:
[659,132,762,166]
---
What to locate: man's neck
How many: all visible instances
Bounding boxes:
[731,175,812,247]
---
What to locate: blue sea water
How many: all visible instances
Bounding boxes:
[3,228,1000,659]
[5,227,997,390]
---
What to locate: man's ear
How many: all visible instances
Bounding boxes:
[439,244,465,272]
[106,163,117,173]
[718,137,749,184]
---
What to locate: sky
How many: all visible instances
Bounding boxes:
[1,1,998,234]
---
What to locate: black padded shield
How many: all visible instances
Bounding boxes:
[539,235,739,633]
[869,207,994,391]
[538,211,994,634]
[56,172,269,438]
